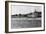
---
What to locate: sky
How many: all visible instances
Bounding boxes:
[11,5,42,15]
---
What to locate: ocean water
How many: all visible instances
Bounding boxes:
[11,18,41,29]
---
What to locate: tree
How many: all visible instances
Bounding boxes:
[19,14,21,16]
[15,14,17,16]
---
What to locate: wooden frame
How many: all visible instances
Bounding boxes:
[5,1,45,33]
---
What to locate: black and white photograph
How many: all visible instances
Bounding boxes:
[5,1,45,32]
[11,4,42,29]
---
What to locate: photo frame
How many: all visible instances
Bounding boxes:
[5,1,45,33]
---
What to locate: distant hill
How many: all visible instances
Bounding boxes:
[11,10,41,18]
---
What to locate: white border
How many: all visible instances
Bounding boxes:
[9,2,44,32]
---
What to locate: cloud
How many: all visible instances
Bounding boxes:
[11,5,42,15]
